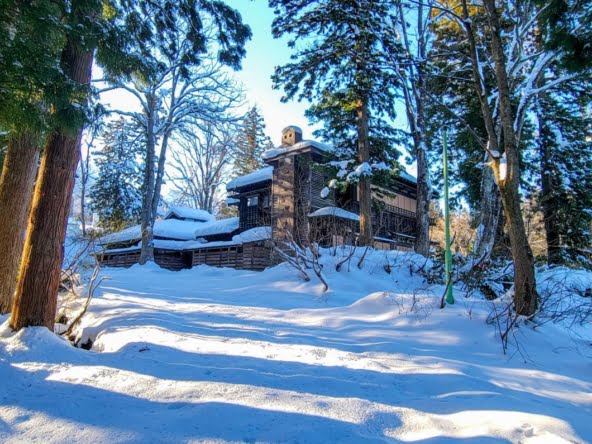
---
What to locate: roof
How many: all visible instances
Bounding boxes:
[98,225,271,253]
[165,206,214,222]
[262,140,333,160]
[99,217,239,245]
[282,125,302,134]
[226,166,273,192]
[308,207,360,222]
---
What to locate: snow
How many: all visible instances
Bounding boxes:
[262,140,333,160]
[99,217,239,247]
[1,249,591,443]
[165,206,215,222]
[233,226,271,243]
[309,206,360,222]
[226,166,273,191]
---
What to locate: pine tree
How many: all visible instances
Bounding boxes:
[232,106,273,177]
[270,0,404,245]
[90,118,143,232]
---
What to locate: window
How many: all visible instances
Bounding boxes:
[247,195,259,207]
[262,194,270,208]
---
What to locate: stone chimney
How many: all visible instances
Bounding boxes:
[281,125,303,146]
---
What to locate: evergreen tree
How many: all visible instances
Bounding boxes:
[90,118,143,232]
[270,0,404,245]
[232,106,273,177]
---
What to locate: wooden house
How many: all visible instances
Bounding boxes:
[97,125,422,271]
[227,126,419,250]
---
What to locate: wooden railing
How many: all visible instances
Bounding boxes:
[347,201,417,238]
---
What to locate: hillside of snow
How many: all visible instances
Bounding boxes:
[1,249,591,443]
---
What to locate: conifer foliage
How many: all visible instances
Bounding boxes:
[270,0,404,245]
[233,106,273,177]
[90,118,143,232]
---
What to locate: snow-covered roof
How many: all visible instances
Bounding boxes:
[234,226,271,243]
[226,166,273,191]
[282,125,302,134]
[99,225,142,245]
[165,206,214,222]
[194,217,239,238]
[399,171,417,184]
[100,217,239,245]
[308,207,360,222]
[262,140,333,160]
[100,225,271,253]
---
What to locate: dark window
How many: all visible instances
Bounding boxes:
[262,194,270,208]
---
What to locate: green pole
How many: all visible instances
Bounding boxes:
[443,129,454,304]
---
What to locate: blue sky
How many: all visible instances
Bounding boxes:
[226,0,321,144]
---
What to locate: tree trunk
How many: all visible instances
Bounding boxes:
[139,92,156,264]
[473,156,501,259]
[151,130,170,224]
[414,141,431,256]
[10,34,94,331]
[484,0,538,316]
[536,99,562,264]
[0,132,39,314]
[357,99,372,246]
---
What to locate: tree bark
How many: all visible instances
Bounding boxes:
[139,91,156,264]
[357,99,372,246]
[484,0,538,316]
[0,132,39,314]
[473,156,501,259]
[10,33,94,331]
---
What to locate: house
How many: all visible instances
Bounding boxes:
[227,126,419,250]
[97,126,420,270]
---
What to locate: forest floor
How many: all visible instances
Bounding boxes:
[1,249,591,443]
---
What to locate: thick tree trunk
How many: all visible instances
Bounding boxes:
[484,0,538,316]
[139,92,156,264]
[473,156,501,259]
[0,132,39,314]
[357,99,372,246]
[10,34,94,331]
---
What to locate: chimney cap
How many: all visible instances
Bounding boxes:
[281,125,303,135]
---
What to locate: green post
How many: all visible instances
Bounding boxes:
[443,129,454,304]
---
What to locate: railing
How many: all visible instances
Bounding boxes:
[347,201,417,238]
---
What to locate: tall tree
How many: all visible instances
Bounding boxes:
[392,0,434,256]
[90,118,143,231]
[0,0,66,314]
[10,0,102,330]
[232,106,273,177]
[271,0,404,245]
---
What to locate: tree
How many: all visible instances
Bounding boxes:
[271,0,404,245]
[90,118,143,231]
[168,122,236,213]
[10,0,103,330]
[232,106,273,177]
[99,1,250,264]
[0,0,66,314]
[392,0,435,256]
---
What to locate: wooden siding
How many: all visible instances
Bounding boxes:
[191,241,272,271]
[97,250,141,268]
[98,241,273,271]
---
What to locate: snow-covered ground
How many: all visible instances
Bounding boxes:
[1,250,591,443]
